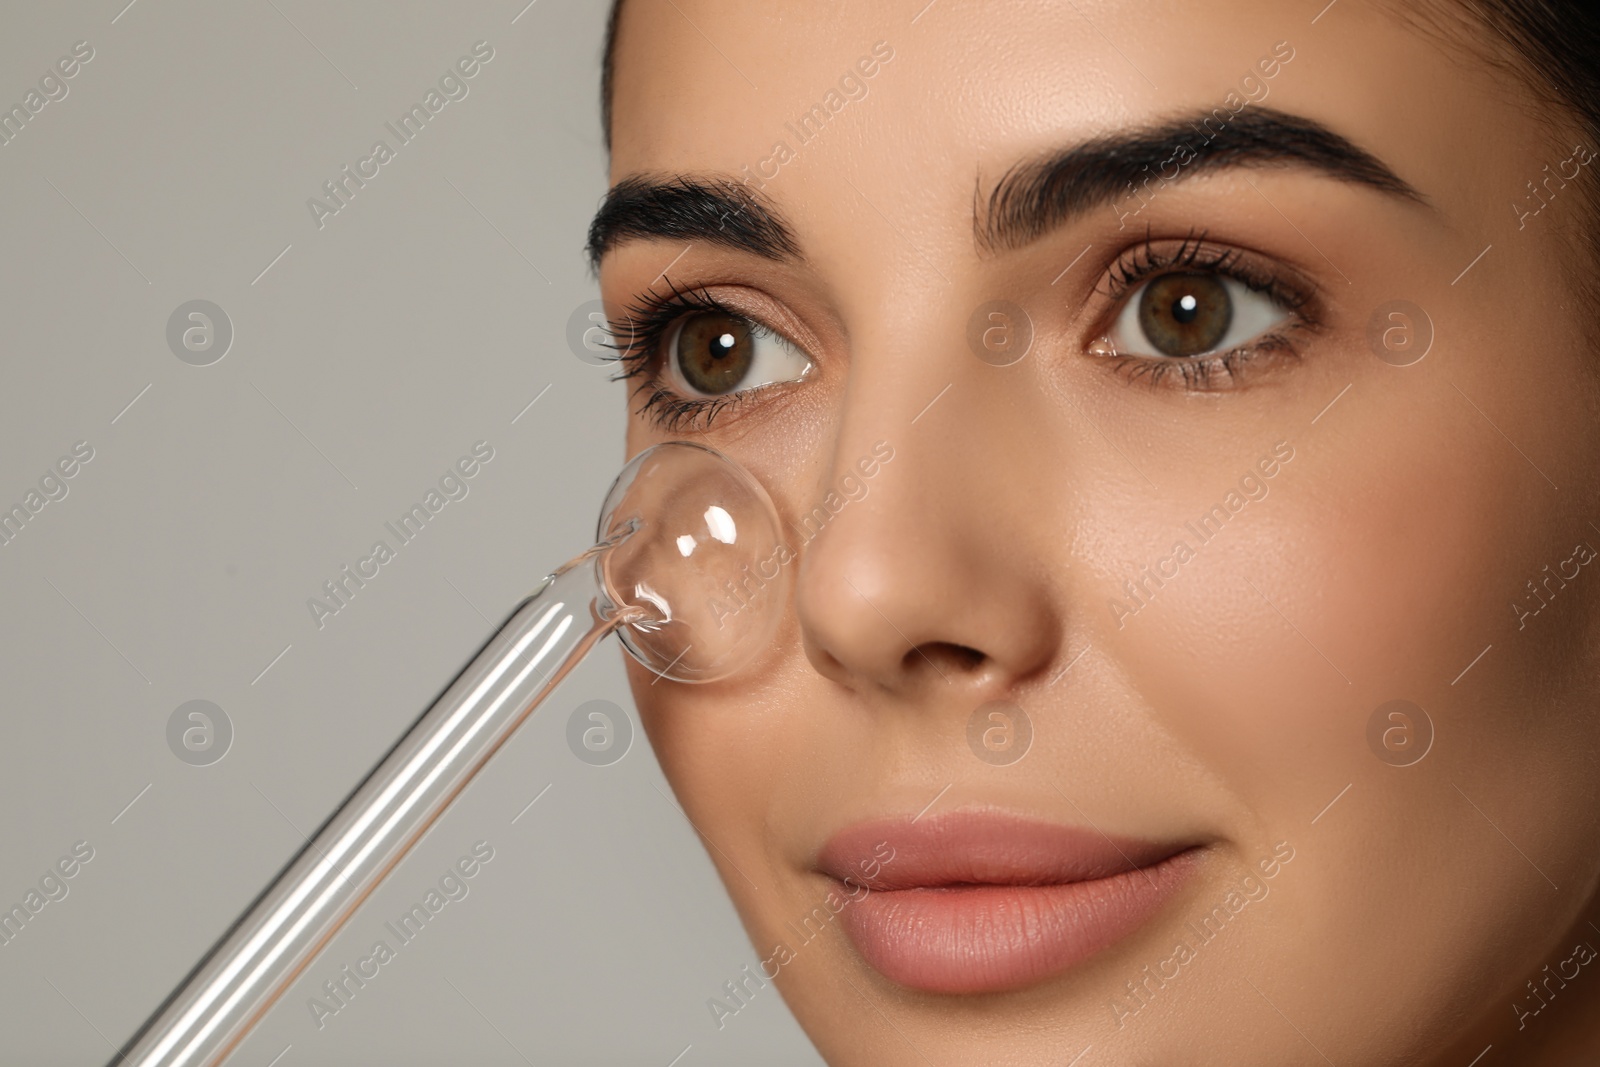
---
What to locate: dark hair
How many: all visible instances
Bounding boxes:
[1446,1,1600,153]
[1407,0,1600,319]
[600,0,627,155]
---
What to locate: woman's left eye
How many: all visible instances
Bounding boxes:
[1108,271,1291,359]
[664,310,813,398]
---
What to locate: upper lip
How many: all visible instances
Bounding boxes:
[816,808,1193,891]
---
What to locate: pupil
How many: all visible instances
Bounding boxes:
[1136,272,1233,358]
[676,312,754,394]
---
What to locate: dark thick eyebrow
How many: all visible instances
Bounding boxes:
[978,107,1426,254]
[586,173,801,272]
[587,109,1425,271]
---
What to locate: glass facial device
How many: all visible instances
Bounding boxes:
[113,442,790,1067]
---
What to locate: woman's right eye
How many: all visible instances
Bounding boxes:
[663,310,813,398]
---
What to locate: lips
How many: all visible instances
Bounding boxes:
[816,810,1200,994]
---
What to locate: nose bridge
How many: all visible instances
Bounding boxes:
[791,309,1063,698]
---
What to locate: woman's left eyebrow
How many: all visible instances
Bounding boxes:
[977,106,1428,254]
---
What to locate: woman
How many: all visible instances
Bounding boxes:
[587,1,1600,1062]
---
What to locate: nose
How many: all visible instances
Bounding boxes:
[792,354,1063,702]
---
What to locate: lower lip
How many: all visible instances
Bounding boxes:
[834,849,1199,994]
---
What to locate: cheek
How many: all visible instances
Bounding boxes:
[1105,358,1600,1024]
[625,624,813,887]
[1107,363,1596,801]
[627,628,897,956]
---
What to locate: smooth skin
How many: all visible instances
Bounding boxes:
[595,1,1600,1063]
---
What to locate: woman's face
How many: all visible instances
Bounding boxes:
[596,1,1600,1062]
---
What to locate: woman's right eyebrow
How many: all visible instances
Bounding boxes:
[586,172,801,272]
[587,108,1426,271]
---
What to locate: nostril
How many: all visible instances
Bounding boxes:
[904,642,986,675]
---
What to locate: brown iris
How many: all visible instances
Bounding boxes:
[675,312,754,394]
[1136,272,1232,357]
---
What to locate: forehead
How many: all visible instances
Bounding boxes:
[606,0,1481,183]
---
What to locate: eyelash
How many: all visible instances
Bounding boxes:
[602,277,781,432]
[1093,231,1320,391]
[604,234,1321,430]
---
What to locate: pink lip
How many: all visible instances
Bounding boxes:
[816,810,1200,994]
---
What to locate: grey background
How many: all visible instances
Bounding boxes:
[0,2,822,1064]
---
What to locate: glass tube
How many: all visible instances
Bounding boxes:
[112,442,790,1066]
